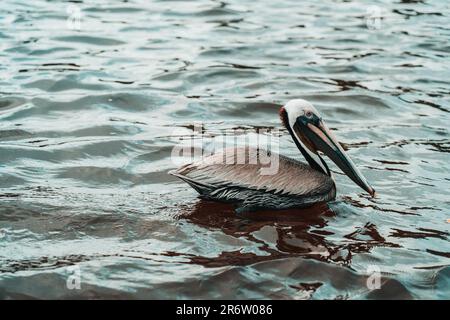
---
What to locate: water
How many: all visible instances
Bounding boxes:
[0,0,449,299]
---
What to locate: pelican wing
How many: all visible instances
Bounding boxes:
[171,147,334,197]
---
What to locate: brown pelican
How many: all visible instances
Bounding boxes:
[170,99,375,214]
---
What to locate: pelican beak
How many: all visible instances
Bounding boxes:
[295,115,375,197]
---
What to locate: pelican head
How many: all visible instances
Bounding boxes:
[280,99,375,197]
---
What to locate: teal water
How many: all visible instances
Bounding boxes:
[0,0,449,299]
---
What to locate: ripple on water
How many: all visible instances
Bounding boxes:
[0,97,27,115]
[53,36,127,46]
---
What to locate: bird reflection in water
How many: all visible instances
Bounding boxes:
[175,200,397,269]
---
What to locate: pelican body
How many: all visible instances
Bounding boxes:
[170,99,375,214]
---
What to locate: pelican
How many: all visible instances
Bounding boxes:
[170,99,375,214]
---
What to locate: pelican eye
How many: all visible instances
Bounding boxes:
[305,110,313,118]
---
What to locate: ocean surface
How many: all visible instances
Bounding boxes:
[0,0,449,299]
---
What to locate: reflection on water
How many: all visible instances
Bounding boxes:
[178,200,403,268]
[0,0,449,299]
